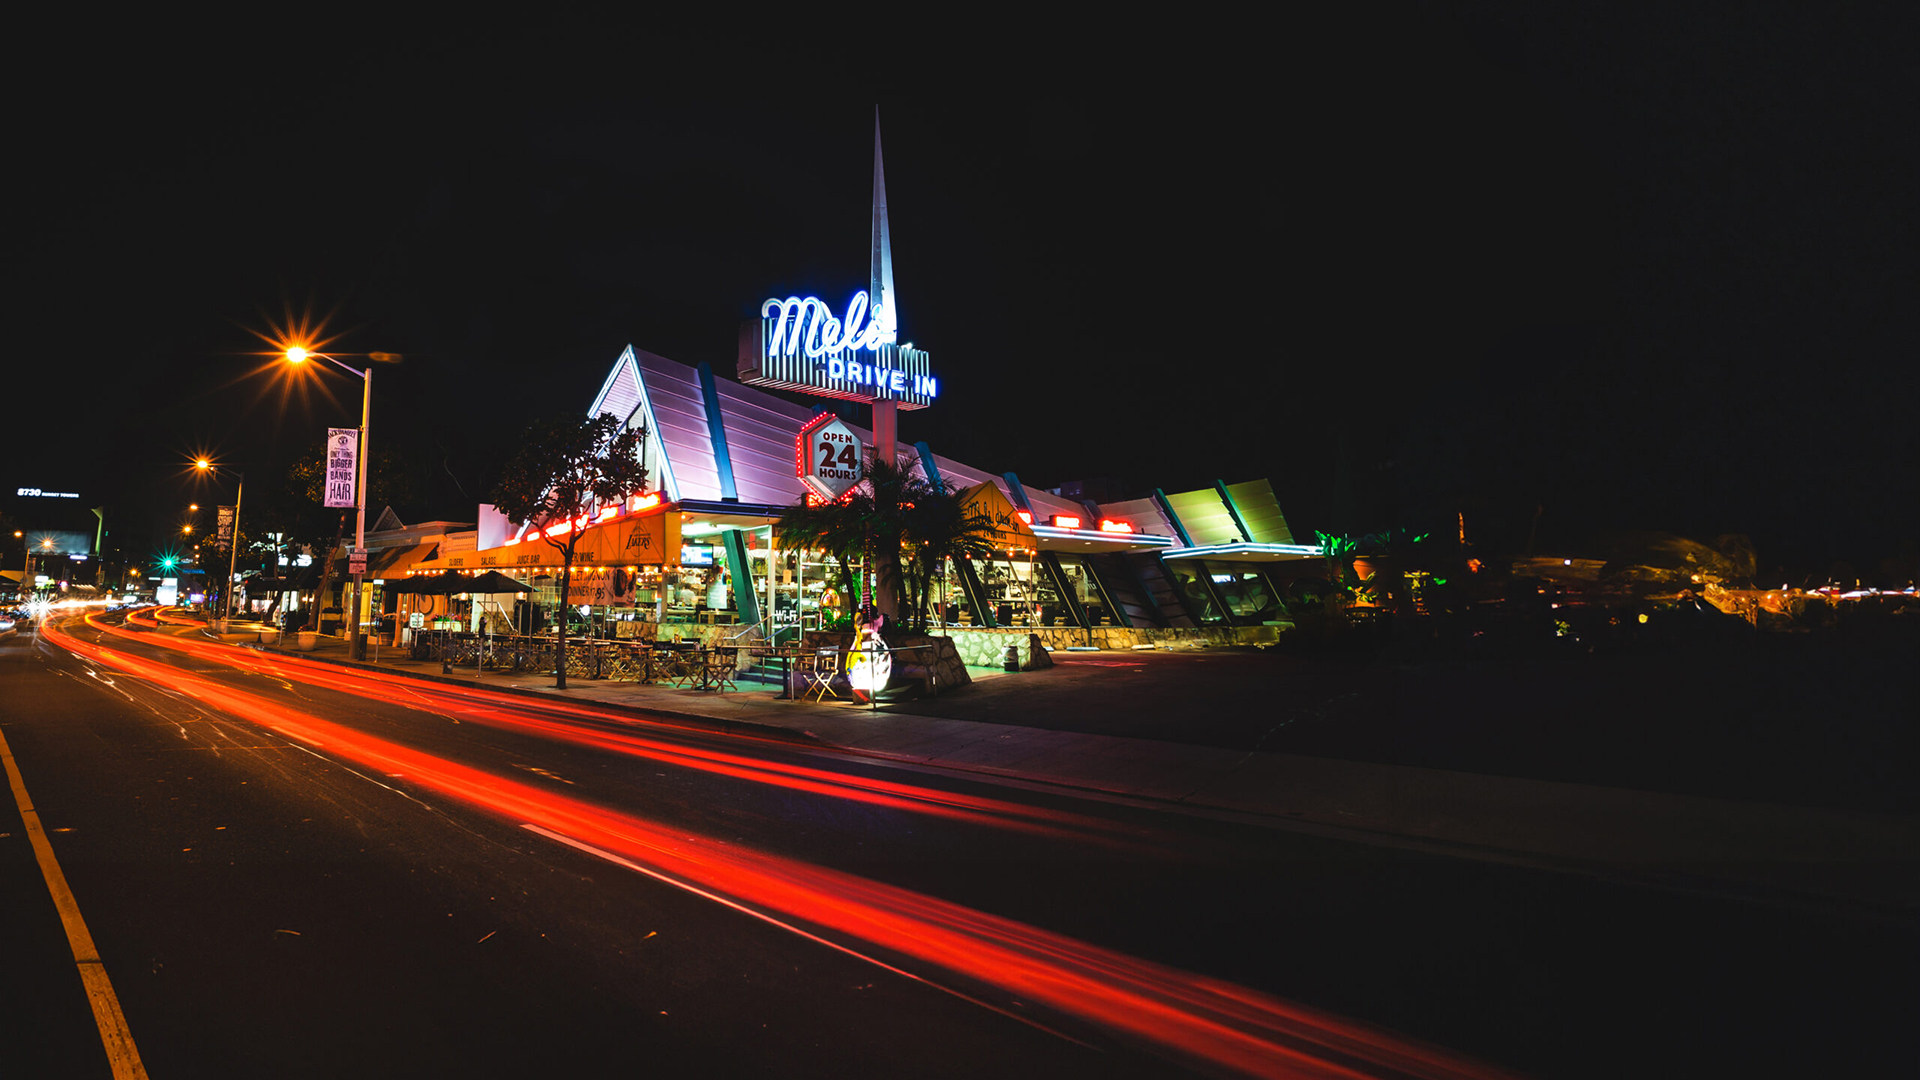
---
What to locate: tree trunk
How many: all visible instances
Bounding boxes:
[310,512,345,632]
[555,558,571,689]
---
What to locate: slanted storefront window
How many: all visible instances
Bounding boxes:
[1166,560,1226,624]
[1049,554,1115,627]
[1203,561,1284,623]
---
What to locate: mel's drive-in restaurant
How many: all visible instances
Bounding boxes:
[345,120,1319,655]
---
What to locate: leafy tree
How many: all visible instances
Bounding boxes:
[487,413,649,689]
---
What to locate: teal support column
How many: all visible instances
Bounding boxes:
[721,529,761,628]
[957,557,996,628]
[1037,551,1087,629]
[696,361,738,501]
[1214,480,1254,542]
[1000,472,1032,512]
[914,441,945,494]
[1153,488,1195,547]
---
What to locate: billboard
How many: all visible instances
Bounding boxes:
[24,531,91,556]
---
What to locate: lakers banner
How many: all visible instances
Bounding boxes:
[574,511,680,566]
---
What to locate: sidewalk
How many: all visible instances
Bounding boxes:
[224,625,1918,918]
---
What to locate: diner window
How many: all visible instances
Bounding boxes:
[1050,554,1113,626]
[1167,559,1225,624]
[940,555,981,626]
[1204,561,1283,623]
[968,552,1053,627]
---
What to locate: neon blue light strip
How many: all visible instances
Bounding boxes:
[1030,525,1174,546]
[1161,542,1320,558]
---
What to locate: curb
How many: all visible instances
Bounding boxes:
[243,643,828,748]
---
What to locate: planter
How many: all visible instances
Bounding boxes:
[295,632,319,652]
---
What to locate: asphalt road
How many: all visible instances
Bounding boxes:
[2,613,1912,1078]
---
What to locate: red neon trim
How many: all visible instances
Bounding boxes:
[1016,511,1033,525]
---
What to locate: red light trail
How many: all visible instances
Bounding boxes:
[83,612,1157,850]
[46,614,1521,1080]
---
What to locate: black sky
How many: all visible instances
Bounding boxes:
[8,8,1914,578]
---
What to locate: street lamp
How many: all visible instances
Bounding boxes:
[195,459,245,632]
[285,346,396,660]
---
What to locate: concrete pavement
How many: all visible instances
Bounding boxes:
[201,621,1920,919]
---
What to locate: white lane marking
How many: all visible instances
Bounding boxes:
[281,743,438,812]
[519,824,1090,1048]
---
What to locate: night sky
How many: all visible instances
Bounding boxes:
[10,10,1914,580]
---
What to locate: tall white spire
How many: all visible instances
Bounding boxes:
[870,108,898,343]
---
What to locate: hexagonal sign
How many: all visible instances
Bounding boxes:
[797,414,864,501]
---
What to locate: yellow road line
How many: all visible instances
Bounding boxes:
[0,725,149,1079]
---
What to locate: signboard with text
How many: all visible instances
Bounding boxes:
[739,290,937,409]
[467,511,680,570]
[566,566,639,607]
[216,505,234,548]
[796,413,864,501]
[324,428,359,508]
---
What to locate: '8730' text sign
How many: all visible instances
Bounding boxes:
[797,414,863,502]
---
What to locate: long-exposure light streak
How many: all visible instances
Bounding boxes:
[50,614,1520,1080]
[83,612,1149,851]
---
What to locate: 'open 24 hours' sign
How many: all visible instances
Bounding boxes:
[797,414,864,501]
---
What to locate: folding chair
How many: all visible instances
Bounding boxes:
[702,647,739,693]
[798,649,842,703]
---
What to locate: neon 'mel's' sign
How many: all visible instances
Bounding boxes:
[764,290,895,359]
[739,290,939,409]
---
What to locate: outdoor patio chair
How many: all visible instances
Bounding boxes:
[700,647,739,693]
[798,649,842,703]
[659,645,703,688]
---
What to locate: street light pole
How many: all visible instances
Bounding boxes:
[196,461,246,631]
[285,347,388,661]
[352,366,370,660]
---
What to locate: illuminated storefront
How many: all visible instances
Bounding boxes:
[393,118,1316,645]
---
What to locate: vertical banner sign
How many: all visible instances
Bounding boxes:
[216,505,235,548]
[325,428,360,509]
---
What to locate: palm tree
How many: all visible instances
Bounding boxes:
[776,495,868,623]
[778,460,1008,633]
[901,488,1005,633]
